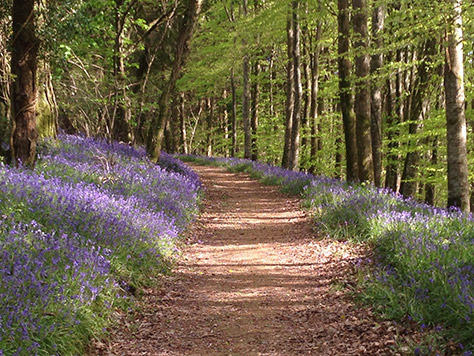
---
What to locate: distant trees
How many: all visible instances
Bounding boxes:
[176,0,473,211]
[146,0,203,162]
[1,0,473,211]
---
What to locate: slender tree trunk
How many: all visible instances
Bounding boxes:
[222,88,229,157]
[317,96,324,153]
[289,0,302,171]
[0,31,10,159]
[11,0,39,167]
[206,97,214,157]
[112,0,132,142]
[424,137,437,205]
[385,47,405,191]
[353,0,373,183]
[164,121,173,152]
[300,4,311,166]
[384,57,398,191]
[269,47,275,118]
[179,92,188,154]
[308,22,323,174]
[370,4,384,187]
[282,11,294,169]
[37,62,59,138]
[445,0,469,211]
[230,68,237,157]
[338,0,358,181]
[169,95,180,153]
[146,0,202,162]
[335,132,343,179]
[250,61,260,161]
[242,55,251,159]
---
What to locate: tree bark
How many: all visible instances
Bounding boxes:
[385,47,405,192]
[230,68,237,157]
[337,0,358,181]
[300,4,311,164]
[289,0,302,171]
[444,0,469,211]
[269,47,275,118]
[308,22,323,174]
[0,26,11,158]
[242,55,251,159]
[112,0,132,143]
[424,137,438,205]
[169,95,180,153]
[179,92,188,154]
[353,0,373,183]
[206,97,214,157]
[146,0,202,162]
[250,61,260,161]
[370,4,384,187]
[11,0,39,167]
[384,54,398,191]
[222,88,229,157]
[282,11,294,169]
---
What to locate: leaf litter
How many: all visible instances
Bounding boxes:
[89,164,424,356]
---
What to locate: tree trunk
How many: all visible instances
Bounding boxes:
[300,5,311,165]
[11,0,39,167]
[206,98,214,157]
[424,137,438,205]
[112,0,132,143]
[370,4,384,187]
[146,0,202,162]
[384,55,398,191]
[335,132,343,179]
[384,47,405,192]
[37,61,58,138]
[289,0,302,171]
[230,68,237,157]
[353,0,373,183]
[337,0,358,181]
[250,61,260,161]
[444,0,469,211]
[282,11,294,169]
[308,22,323,174]
[222,88,229,157]
[179,92,188,154]
[0,27,11,159]
[269,47,275,118]
[169,95,180,153]
[242,55,251,159]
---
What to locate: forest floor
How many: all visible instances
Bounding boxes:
[90,164,418,356]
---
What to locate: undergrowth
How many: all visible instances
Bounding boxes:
[0,134,201,355]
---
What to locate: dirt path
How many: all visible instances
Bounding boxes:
[91,164,406,355]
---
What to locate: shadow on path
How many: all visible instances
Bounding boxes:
[91,164,401,356]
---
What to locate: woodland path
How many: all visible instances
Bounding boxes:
[91,164,409,355]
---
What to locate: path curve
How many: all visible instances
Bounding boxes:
[91,164,404,355]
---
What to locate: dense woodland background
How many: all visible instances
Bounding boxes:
[1,0,473,210]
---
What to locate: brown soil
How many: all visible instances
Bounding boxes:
[90,164,409,356]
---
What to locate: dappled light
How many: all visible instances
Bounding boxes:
[96,164,405,355]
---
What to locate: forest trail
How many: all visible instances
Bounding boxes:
[91,164,405,355]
